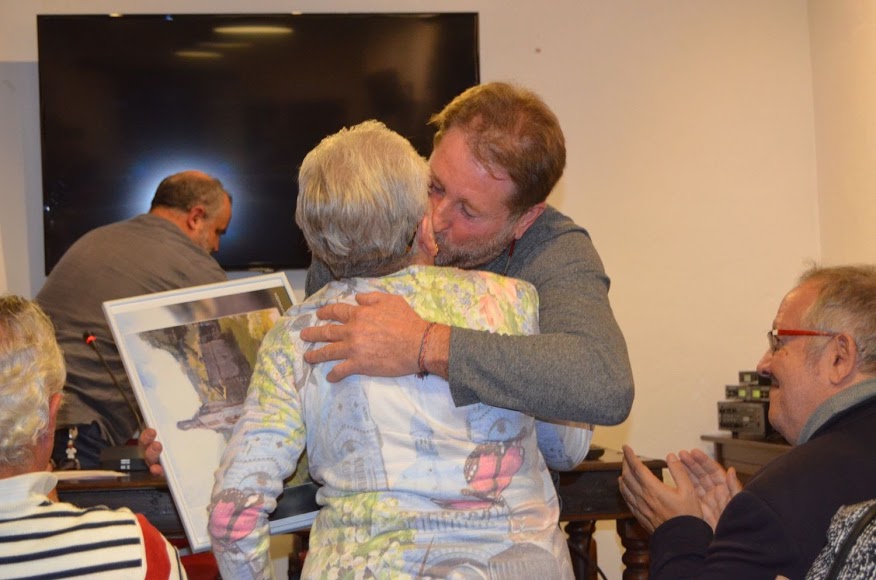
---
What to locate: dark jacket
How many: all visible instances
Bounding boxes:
[649,393,876,579]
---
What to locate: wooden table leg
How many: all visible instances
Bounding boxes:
[287,531,309,579]
[566,520,597,580]
[617,517,651,580]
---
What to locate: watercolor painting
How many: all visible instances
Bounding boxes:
[103,274,307,551]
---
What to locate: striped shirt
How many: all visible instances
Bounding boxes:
[0,472,185,579]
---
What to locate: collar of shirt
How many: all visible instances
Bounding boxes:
[798,377,876,444]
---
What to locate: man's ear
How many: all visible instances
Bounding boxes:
[513,202,547,239]
[186,206,207,232]
[828,333,858,386]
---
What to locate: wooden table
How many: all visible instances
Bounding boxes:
[700,434,790,485]
[57,449,665,580]
[57,472,186,540]
[559,449,665,580]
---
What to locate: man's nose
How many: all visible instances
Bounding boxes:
[431,199,450,232]
[756,350,773,381]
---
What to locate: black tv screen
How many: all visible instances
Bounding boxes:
[37,13,479,273]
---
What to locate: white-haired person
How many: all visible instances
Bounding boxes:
[207,120,593,579]
[0,295,186,578]
[620,265,876,579]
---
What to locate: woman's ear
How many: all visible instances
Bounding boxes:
[47,392,63,432]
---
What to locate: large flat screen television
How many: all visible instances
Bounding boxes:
[37,13,479,273]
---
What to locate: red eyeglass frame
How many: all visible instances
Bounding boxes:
[767,328,838,352]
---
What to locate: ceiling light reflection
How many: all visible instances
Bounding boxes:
[175,50,223,59]
[214,25,293,35]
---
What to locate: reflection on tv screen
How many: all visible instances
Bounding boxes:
[38,13,480,273]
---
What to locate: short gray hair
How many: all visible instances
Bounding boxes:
[0,295,66,468]
[296,120,429,279]
[150,170,232,217]
[799,264,876,375]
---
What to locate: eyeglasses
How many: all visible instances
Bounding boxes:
[767,329,838,353]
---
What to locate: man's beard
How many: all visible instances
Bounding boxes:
[433,221,517,270]
[195,230,213,254]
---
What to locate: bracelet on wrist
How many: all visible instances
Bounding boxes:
[417,322,437,378]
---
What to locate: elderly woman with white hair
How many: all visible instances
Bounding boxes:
[0,295,185,578]
[208,120,593,579]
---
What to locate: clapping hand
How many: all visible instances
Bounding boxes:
[619,445,703,533]
[678,448,741,530]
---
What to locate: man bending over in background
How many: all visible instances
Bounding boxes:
[37,170,231,469]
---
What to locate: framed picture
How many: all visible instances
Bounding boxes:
[104,273,317,551]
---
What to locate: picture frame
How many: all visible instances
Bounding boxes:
[104,273,318,551]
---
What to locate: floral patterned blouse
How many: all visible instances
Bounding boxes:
[209,265,593,579]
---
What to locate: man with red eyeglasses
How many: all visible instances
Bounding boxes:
[620,264,876,580]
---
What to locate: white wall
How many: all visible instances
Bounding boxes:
[0,1,842,578]
[0,223,7,293]
[564,2,819,571]
[808,0,876,265]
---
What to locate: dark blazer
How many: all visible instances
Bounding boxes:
[648,393,876,579]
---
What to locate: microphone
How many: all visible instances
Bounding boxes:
[82,331,145,433]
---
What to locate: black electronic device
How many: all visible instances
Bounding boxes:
[718,400,773,437]
[82,331,149,471]
[725,384,771,401]
[738,370,771,386]
[37,12,480,274]
[718,370,775,438]
[100,445,148,472]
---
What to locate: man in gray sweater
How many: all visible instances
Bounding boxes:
[37,170,231,469]
[301,82,634,426]
[140,84,633,475]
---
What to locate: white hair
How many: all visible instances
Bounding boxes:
[296,120,429,279]
[0,295,65,468]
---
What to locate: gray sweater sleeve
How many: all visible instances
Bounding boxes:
[305,210,635,425]
[448,213,634,425]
